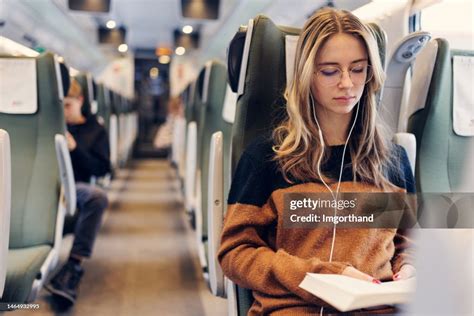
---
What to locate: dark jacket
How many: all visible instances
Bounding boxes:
[68,116,111,183]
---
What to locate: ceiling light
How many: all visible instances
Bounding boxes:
[118,43,128,53]
[106,20,116,29]
[149,67,159,79]
[159,55,171,64]
[175,46,186,56]
[182,25,193,34]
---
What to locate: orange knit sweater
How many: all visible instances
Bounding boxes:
[218,136,415,315]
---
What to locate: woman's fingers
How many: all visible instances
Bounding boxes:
[393,264,416,281]
[342,266,380,284]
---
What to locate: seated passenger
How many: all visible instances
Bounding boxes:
[45,78,110,306]
[218,8,416,315]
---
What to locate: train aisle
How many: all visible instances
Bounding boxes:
[14,159,227,316]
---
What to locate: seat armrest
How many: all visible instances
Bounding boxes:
[393,132,417,174]
[0,130,11,298]
[55,134,76,216]
[226,278,238,316]
[207,132,226,297]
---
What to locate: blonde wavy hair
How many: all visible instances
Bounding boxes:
[273,8,394,189]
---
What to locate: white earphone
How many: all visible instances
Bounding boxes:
[310,93,359,316]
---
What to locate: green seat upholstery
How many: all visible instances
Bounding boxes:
[0,53,66,303]
[75,73,94,117]
[184,70,206,217]
[226,16,300,315]
[3,246,51,302]
[195,61,229,273]
[407,39,474,193]
[225,16,388,315]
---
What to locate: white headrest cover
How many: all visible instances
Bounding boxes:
[406,40,438,119]
[222,85,237,124]
[237,19,254,97]
[0,58,37,114]
[453,55,474,136]
[285,35,299,88]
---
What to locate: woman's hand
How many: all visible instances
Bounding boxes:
[342,266,381,284]
[393,264,416,281]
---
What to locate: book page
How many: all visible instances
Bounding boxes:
[299,273,416,312]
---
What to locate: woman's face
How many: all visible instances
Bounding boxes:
[311,33,369,116]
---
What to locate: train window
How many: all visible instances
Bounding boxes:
[420,0,473,49]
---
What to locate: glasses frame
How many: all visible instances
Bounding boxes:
[314,64,373,87]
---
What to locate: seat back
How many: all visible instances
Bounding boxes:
[184,70,207,214]
[207,84,237,297]
[0,130,11,299]
[195,60,229,268]
[0,53,64,249]
[74,73,94,118]
[226,15,299,315]
[226,16,388,315]
[407,39,474,192]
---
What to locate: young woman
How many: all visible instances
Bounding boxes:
[218,8,416,315]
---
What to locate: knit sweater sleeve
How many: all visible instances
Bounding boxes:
[218,150,352,303]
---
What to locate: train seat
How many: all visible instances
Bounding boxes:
[207,83,237,298]
[0,53,75,303]
[223,16,388,315]
[225,15,300,315]
[0,129,11,299]
[189,60,229,279]
[184,70,206,226]
[407,39,474,193]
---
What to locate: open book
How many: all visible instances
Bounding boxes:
[299,273,416,312]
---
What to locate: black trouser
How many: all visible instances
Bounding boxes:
[70,182,108,258]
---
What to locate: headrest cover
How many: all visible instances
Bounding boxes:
[222,85,237,124]
[0,58,38,114]
[406,40,438,119]
[285,35,299,88]
[453,55,474,136]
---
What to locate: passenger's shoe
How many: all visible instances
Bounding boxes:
[45,262,84,304]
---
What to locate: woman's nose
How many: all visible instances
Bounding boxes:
[338,70,354,88]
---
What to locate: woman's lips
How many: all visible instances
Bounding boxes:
[334,96,355,100]
[334,96,355,104]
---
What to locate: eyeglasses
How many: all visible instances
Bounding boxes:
[315,64,372,87]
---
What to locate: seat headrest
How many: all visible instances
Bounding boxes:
[75,73,94,118]
[0,57,38,114]
[196,66,207,102]
[59,62,70,98]
[366,23,387,69]
[227,26,247,93]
